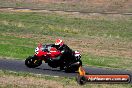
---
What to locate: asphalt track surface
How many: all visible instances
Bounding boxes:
[0,59,132,83]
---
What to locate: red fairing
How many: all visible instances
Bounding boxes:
[36,44,47,57]
[35,44,61,58]
[48,47,61,58]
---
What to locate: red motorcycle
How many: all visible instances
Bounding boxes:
[25,43,82,72]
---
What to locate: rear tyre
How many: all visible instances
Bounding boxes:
[25,56,42,68]
[65,60,82,73]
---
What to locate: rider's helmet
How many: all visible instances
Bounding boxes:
[55,39,64,46]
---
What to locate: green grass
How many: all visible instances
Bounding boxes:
[0,12,132,70]
[0,34,34,59]
[82,54,132,70]
[0,12,131,39]
[0,44,33,59]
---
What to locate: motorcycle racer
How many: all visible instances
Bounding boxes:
[54,39,72,54]
[52,39,74,58]
[51,39,75,69]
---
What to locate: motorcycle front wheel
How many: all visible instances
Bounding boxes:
[25,56,42,68]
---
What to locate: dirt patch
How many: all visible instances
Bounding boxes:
[0,73,130,88]
[0,7,131,21]
[2,0,131,13]
[0,75,64,88]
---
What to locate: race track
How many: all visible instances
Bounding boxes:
[0,59,132,83]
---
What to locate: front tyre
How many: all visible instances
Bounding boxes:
[25,56,42,68]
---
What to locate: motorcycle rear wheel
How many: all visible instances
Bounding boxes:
[64,60,82,73]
